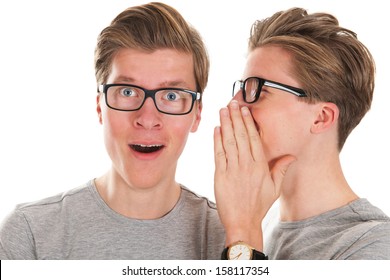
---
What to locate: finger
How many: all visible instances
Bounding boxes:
[214,126,227,172]
[227,101,253,163]
[241,106,264,162]
[219,106,239,169]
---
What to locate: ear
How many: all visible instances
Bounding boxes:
[311,102,339,134]
[190,102,202,133]
[96,94,103,124]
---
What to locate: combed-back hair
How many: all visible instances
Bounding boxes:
[249,8,375,150]
[95,2,209,93]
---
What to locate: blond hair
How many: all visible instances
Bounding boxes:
[95,2,209,93]
[249,8,375,150]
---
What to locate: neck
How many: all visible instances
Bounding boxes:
[279,152,358,222]
[95,169,181,220]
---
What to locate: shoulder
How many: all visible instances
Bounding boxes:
[180,185,217,210]
[0,182,92,239]
[344,199,390,233]
[0,181,94,259]
[338,199,390,259]
[178,185,222,225]
[178,185,225,257]
[348,199,390,220]
[341,221,390,259]
[14,182,92,218]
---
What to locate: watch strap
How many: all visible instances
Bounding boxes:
[252,249,268,260]
[221,247,229,260]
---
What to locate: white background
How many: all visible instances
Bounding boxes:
[0,0,389,223]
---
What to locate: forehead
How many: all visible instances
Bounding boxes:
[245,46,299,87]
[108,48,196,89]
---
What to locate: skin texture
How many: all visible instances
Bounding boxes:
[95,48,201,220]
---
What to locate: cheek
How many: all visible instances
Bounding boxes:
[167,115,198,155]
[101,109,128,145]
[261,118,287,158]
[250,107,304,159]
[170,118,193,141]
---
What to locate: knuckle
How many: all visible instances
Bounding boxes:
[237,131,248,140]
[225,137,237,147]
[215,150,226,159]
[249,133,260,143]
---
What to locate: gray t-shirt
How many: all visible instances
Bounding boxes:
[0,180,225,259]
[264,199,390,259]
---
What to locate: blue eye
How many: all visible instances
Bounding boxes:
[166,91,179,101]
[121,88,135,97]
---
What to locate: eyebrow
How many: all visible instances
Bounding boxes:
[112,75,191,89]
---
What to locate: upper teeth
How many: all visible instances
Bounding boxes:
[137,144,162,147]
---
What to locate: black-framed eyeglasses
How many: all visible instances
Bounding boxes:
[232,76,307,103]
[98,84,202,115]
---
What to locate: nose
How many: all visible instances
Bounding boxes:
[133,97,163,129]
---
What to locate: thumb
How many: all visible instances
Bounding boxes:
[270,155,296,191]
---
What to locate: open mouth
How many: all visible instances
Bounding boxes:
[129,144,164,153]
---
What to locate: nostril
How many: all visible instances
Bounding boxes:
[135,121,161,128]
[134,114,162,129]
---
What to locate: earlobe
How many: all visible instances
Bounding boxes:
[311,102,339,134]
[96,95,103,124]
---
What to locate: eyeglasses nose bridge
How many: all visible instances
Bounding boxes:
[143,89,158,100]
[139,89,160,110]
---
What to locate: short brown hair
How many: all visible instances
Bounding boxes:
[249,8,375,150]
[94,2,209,93]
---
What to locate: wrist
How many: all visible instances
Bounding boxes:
[225,227,263,252]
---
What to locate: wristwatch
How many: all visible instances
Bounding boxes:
[221,241,268,260]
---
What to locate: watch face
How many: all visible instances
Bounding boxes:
[228,243,252,260]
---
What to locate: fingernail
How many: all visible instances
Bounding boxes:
[230,100,239,109]
[220,107,229,116]
[241,106,250,116]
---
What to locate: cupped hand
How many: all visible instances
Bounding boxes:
[214,100,295,249]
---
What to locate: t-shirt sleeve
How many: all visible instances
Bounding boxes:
[0,209,36,259]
